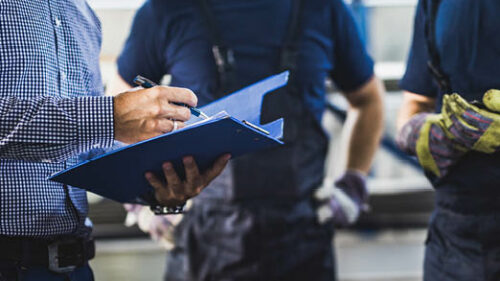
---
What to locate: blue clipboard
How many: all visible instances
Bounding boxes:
[49,71,289,203]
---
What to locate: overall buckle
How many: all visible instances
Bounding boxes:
[47,240,79,273]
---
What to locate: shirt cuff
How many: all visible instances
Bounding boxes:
[76,96,115,150]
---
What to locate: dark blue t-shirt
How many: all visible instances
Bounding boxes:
[401,0,500,195]
[117,0,374,123]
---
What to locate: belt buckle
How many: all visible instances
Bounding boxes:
[48,241,77,274]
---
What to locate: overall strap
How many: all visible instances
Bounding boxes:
[280,0,304,75]
[196,0,237,97]
[422,0,452,94]
[196,0,304,97]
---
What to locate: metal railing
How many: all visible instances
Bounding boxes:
[326,101,422,170]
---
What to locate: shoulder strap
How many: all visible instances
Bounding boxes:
[422,0,452,93]
[283,0,303,52]
[195,0,304,96]
[280,0,303,73]
[196,0,223,47]
[196,0,237,96]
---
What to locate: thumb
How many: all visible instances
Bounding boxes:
[483,89,500,113]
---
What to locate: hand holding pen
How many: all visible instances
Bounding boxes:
[113,81,198,144]
[134,75,209,120]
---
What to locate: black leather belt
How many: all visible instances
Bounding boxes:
[0,236,95,273]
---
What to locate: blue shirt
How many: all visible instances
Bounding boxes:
[400,0,500,192]
[117,0,374,123]
[0,0,114,237]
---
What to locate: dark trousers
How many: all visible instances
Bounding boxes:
[424,209,500,281]
[164,201,336,281]
[0,262,94,281]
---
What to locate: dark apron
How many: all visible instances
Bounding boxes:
[424,190,500,281]
[164,0,336,280]
[165,200,335,281]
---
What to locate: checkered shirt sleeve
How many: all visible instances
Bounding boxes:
[0,96,114,162]
[0,0,115,237]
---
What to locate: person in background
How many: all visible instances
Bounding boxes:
[397,0,500,280]
[109,0,384,280]
[0,1,229,280]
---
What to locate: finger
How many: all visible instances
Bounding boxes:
[162,162,182,187]
[177,122,186,129]
[158,86,198,107]
[169,105,191,122]
[203,154,231,183]
[151,119,186,134]
[460,109,492,132]
[183,156,200,184]
[157,102,191,121]
[483,89,500,113]
[145,172,164,192]
[444,95,483,129]
[153,118,175,134]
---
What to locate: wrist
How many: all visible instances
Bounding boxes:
[150,202,186,215]
[334,171,369,209]
[396,112,431,155]
[343,169,367,181]
[150,195,186,215]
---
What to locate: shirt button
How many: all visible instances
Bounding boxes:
[60,71,66,80]
[54,18,62,27]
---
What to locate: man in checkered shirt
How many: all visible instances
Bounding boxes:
[0,1,229,280]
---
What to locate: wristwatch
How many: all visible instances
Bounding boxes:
[150,202,186,215]
[137,191,187,215]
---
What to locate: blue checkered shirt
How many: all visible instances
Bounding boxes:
[0,0,114,238]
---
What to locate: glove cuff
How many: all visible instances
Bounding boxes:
[334,171,369,208]
[396,112,431,155]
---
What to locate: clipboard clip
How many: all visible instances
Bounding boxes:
[242,120,270,135]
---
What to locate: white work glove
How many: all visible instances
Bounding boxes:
[314,171,369,226]
[123,203,186,250]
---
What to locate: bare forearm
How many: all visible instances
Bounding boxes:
[396,91,436,131]
[345,77,385,173]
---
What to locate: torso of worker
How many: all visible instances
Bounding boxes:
[401,0,500,212]
[401,1,500,279]
[0,0,113,238]
[119,2,373,279]
[117,0,374,205]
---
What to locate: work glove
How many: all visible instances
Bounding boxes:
[124,204,185,250]
[314,171,369,227]
[397,90,500,178]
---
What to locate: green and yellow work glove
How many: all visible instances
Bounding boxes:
[397,90,500,178]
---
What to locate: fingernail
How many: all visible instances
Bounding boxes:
[183,156,194,164]
[163,162,173,170]
[145,172,153,179]
[224,154,232,161]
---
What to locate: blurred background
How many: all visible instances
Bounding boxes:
[87,0,431,280]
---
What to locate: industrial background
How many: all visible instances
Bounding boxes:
[86,1,429,280]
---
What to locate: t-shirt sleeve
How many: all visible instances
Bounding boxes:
[330,0,375,93]
[117,0,167,85]
[399,0,439,97]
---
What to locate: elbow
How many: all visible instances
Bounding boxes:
[347,77,385,129]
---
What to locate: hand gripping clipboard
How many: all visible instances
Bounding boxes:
[49,71,289,203]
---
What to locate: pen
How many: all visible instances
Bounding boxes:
[133,75,209,119]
